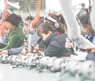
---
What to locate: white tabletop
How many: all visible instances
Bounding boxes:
[0,63,82,81]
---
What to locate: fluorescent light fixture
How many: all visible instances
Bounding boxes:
[0,0,20,10]
[7,1,20,9]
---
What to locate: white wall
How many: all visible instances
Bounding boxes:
[45,0,90,14]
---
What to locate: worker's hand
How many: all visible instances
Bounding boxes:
[31,44,38,53]
[86,47,95,52]
[0,50,8,55]
[21,48,26,55]
[32,27,35,32]
[65,39,72,49]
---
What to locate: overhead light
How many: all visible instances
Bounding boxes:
[7,1,20,9]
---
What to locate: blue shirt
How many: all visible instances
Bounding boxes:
[85,33,95,45]
[0,35,6,43]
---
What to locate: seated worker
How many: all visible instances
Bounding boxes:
[38,13,67,51]
[65,7,95,53]
[31,20,71,58]
[21,16,44,55]
[0,13,25,54]
[65,7,95,61]
[0,16,34,55]
[77,6,95,45]
[23,16,39,46]
[77,6,95,61]
[0,16,43,55]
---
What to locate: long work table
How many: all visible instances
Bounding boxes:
[0,63,82,81]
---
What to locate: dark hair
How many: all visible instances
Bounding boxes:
[45,13,67,33]
[33,17,44,28]
[25,16,34,21]
[77,7,94,33]
[81,3,85,7]
[77,6,91,25]
[77,8,91,27]
[4,13,22,26]
[37,21,57,37]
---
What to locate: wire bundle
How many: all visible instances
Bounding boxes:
[30,0,41,26]
[0,0,8,38]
